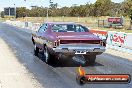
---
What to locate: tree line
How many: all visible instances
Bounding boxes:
[1,0,132,18]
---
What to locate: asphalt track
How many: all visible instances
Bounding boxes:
[0,22,132,88]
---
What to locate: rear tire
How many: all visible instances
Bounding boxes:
[34,44,39,56]
[84,55,96,65]
[44,46,59,64]
[44,46,51,64]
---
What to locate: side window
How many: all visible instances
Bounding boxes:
[52,24,66,32]
[38,24,48,33]
[52,25,60,32]
[76,25,88,32]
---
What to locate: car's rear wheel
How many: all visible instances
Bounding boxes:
[34,44,39,56]
[84,55,96,65]
[44,46,51,64]
[44,46,58,64]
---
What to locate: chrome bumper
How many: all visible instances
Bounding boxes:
[53,44,106,55]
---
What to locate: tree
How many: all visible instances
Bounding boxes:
[16,7,27,18]
[1,11,4,18]
[111,2,122,16]
[61,7,71,16]
[129,8,132,30]
[130,9,132,20]
[70,6,80,16]
[85,3,95,16]
[78,5,87,17]
[94,0,112,16]
[14,0,132,18]
[121,0,132,16]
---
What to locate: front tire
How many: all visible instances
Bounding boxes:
[84,55,96,65]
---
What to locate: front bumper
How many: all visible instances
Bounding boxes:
[53,44,106,55]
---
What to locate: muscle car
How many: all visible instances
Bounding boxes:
[32,22,106,64]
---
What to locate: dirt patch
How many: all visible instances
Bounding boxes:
[105,49,132,61]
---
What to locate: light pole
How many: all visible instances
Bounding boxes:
[46,0,53,22]
[14,4,16,19]
[46,0,50,22]
[24,0,27,22]
[9,7,10,17]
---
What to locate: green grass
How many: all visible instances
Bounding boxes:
[0,17,5,22]
[9,16,132,33]
[98,27,132,33]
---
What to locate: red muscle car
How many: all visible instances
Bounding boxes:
[32,22,106,64]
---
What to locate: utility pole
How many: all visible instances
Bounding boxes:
[14,4,16,19]
[46,0,53,22]
[9,7,10,17]
[46,0,50,22]
[24,0,27,22]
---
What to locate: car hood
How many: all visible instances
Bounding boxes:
[53,32,101,40]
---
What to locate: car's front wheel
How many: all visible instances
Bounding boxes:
[84,55,96,65]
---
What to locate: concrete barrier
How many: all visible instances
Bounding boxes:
[5,20,41,31]
[90,29,132,54]
[31,23,41,31]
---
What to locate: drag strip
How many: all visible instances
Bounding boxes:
[0,22,132,88]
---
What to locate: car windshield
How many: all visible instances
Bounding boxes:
[52,24,89,32]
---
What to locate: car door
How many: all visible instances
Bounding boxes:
[35,23,48,49]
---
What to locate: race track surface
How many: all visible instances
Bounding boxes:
[0,23,132,88]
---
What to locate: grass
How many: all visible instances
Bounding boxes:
[4,16,132,33]
[0,17,5,22]
[16,17,107,24]
[97,27,132,33]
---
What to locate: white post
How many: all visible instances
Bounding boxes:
[14,4,16,20]
[24,0,27,22]
[62,16,64,22]
[78,16,80,22]
[9,7,10,17]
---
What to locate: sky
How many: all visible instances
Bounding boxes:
[0,0,124,11]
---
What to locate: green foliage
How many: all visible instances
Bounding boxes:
[15,0,132,17]
[16,7,27,18]
[129,9,132,20]
[1,11,4,18]
[121,0,132,16]
[94,0,112,16]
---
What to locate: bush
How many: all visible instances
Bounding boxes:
[129,9,132,20]
[0,11,4,18]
